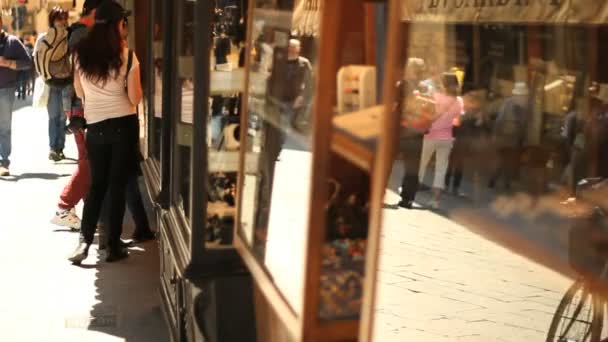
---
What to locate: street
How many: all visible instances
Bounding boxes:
[0,99,579,341]
[0,99,168,342]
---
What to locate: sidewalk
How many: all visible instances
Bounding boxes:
[373,173,574,340]
[0,100,168,342]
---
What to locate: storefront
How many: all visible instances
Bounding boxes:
[135,0,256,341]
[135,0,608,341]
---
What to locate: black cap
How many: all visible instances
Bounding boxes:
[95,1,132,24]
[82,0,104,15]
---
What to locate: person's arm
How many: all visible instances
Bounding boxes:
[0,36,32,71]
[127,60,143,106]
[74,72,84,100]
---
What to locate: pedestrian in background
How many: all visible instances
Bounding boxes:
[34,7,72,162]
[50,0,103,230]
[488,82,529,191]
[418,73,464,209]
[394,57,430,209]
[69,1,142,264]
[0,17,32,176]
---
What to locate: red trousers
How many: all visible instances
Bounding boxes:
[58,130,90,210]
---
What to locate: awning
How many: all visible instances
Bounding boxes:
[401,0,608,24]
[292,0,320,36]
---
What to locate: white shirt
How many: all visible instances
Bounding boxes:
[77,48,139,124]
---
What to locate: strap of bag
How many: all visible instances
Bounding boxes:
[124,49,133,93]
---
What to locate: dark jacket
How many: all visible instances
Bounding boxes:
[268,55,313,103]
[0,32,32,89]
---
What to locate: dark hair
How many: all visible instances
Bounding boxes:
[75,21,123,85]
[48,7,68,28]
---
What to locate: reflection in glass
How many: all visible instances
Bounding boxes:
[151,0,164,161]
[376,15,608,341]
[239,2,317,316]
[176,0,196,219]
[204,0,249,247]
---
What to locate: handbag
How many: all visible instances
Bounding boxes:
[32,77,49,109]
[401,92,437,132]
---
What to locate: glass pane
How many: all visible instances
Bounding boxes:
[239,0,318,316]
[151,0,164,161]
[175,0,196,219]
[319,1,387,322]
[204,0,248,247]
[376,4,608,341]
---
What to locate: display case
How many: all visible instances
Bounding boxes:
[139,0,256,341]
[234,0,387,340]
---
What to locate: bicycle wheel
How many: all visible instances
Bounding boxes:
[546,280,599,342]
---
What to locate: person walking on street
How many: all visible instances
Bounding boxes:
[488,82,529,191]
[49,0,102,230]
[69,1,143,264]
[418,73,465,209]
[0,17,33,176]
[34,7,72,162]
[395,58,431,209]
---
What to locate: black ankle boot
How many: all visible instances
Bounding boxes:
[106,246,129,262]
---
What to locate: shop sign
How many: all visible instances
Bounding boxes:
[401,0,608,24]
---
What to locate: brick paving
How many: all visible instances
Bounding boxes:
[0,101,168,342]
[373,190,573,341]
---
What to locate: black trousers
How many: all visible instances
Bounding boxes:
[81,115,139,250]
[399,132,424,203]
[99,173,150,234]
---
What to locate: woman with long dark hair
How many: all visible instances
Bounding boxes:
[68,1,142,264]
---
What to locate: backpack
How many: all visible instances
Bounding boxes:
[34,27,72,86]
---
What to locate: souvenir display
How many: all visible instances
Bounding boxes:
[320,179,369,319]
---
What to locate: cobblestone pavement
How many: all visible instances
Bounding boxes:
[373,189,573,342]
[0,101,168,342]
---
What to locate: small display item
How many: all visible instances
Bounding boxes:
[319,238,366,320]
[337,65,377,113]
[206,215,235,245]
[208,172,237,206]
[325,179,369,241]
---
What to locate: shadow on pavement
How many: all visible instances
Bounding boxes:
[387,160,577,280]
[0,172,72,182]
[84,195,169,341]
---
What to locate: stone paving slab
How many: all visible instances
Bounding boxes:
[373,191,573,341]
[0,103,168,342]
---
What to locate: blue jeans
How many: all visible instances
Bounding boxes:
[47,85,72,152]
[0,87,16,167]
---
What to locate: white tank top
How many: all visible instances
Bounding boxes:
[77,48,139,124]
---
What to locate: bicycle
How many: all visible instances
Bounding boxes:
[547,179,608,342]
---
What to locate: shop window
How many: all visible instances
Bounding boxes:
[175,0,197,220]
[150,0,164,162]
[373,2,608,341]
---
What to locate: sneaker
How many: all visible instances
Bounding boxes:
[51,208,81,230]
[427,199,440,210]
[106,246,129,262]
[68,240,90,265]
[0,165,9,176]
[57,151,66,160]
[49,151,61,162]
